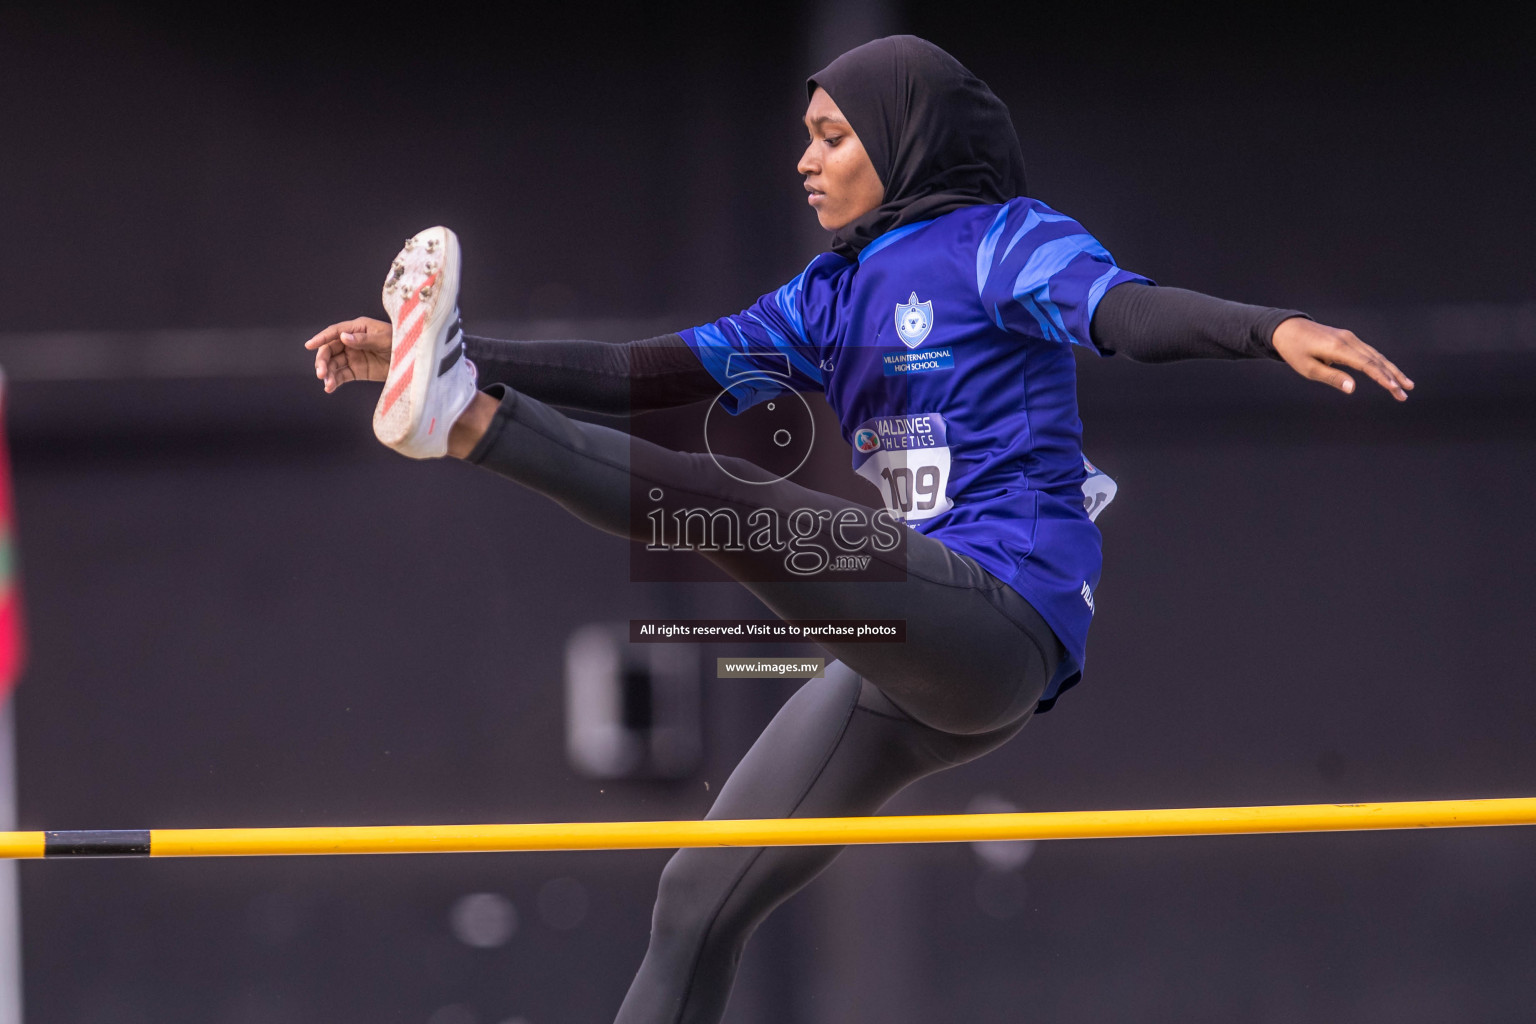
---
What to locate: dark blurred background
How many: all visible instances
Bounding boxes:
[2,2,1533,1022]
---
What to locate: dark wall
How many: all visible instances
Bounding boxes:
[5,5,1532,334]
[4,4,1534,1023]
[2,4,811,334]
[910,5,1536,308]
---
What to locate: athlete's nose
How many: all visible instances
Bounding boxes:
[797,140,819,177]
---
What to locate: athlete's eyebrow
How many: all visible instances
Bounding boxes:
[805,114,851,130]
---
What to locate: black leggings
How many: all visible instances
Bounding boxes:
[467,385,1064,1023]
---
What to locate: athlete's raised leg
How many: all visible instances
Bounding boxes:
[338,230,1067,1020]
[317,226,1063,733]
[464,383,1063,735]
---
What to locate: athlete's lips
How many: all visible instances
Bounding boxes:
[804,183,826,206]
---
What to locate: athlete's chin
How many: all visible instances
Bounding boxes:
[813,209,850,232]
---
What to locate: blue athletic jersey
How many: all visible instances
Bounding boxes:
[680,197,1150,707]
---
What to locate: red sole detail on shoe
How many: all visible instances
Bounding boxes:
[380,361,415,417]
[390,272,439,370]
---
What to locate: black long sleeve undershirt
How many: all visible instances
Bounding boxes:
[1090,282,1306,362]
[462,333,717,415]
[463,283,1309,415]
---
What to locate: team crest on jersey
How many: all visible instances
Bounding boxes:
[853,427,881,453]
[894,292,934,349]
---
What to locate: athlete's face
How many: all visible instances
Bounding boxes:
[799,87,885,232]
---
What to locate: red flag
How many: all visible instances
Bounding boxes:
[0,367,22,697]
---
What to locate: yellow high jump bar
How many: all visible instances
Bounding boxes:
[4,797,1536,860]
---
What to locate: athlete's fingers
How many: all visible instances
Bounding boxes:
[1360,341,1414,391]
[1326,337,1402,399]
[1323,333,1411,401]
[303,325,337,351]
[329,351,358,392]
[325,361,358,393]
[1276,319,1414,401]
[1299,354,1356,394]
[313,338,343,373]
[344,317,393,352]
[308,317,391,391]
[304,322,347,351]
[314,340,357,392]
[304,317,378,351]
[313,342,333,381]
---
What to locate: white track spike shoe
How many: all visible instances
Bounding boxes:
[373,226,478,458]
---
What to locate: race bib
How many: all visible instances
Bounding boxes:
[1082,456,1117,522]
[851,413,954,522]
[851,419,1116,525]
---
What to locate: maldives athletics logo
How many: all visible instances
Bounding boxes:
[894,292,934,349]
[853,427,881,453]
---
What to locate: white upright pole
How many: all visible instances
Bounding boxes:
[0,700,20,1023]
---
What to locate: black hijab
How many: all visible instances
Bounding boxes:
[808,35,1027,261]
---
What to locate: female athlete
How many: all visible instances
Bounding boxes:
[305,35,1411,1024]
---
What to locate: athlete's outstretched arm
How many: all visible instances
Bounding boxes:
[1090,283,1413,400]
[304,318,717,413]
[463,332,718,413]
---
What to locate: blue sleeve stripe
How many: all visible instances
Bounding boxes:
[737,311,822,387]
[742,309,788,350]
[682,319,822,417]
[1011,234,1107,307]
[1020,294,1065,343]
[773,274,810,347]
[687,329,786,416]
[716,378,776,415]
[680,257,838,416]
[1033,288,1073,344]
[682,324,740,392]
[858,219,937,263]
[1001,217,1036,264]
[771,342,825,387]
[975,206,1011,298]
[1000,207,1076,265]
[1085,265,1128,322]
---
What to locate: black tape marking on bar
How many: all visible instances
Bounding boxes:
[44,830,152,857]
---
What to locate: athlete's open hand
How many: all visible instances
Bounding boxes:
[1271,317,1414,401]
[304,316,393,393]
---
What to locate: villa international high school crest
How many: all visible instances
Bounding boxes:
[894,292,933,349]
